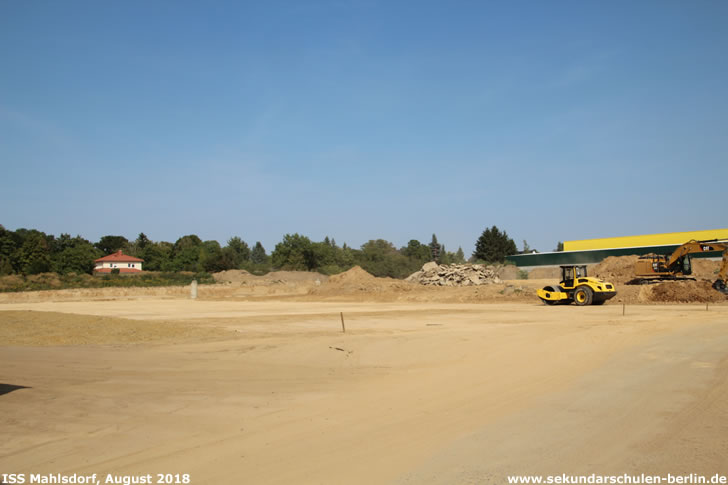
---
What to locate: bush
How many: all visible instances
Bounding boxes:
[0,271,217,292]
[317,264,347,276]
[240,261,272,276]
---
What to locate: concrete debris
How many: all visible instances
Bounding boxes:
[406,263,502,286]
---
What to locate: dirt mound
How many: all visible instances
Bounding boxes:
[213,269,328,285]
[309,266,424,300]
[644,280,727,303]
[590,256,640,284]
[263,271,328,283]
[690,259,721,280]
[213,269,251,283]
[327,266,378,285]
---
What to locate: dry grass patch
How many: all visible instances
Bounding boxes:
[0,310,233,346]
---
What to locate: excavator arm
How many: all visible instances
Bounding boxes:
[666,239,728,268]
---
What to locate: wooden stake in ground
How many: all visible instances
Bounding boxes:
[622,304,625,316]
[340,312,346,333]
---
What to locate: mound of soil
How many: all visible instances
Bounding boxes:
[590,256,640,284]
[213,270,328,285]
[309,266,423,300]
[264,271,329,283]
[645,280,727,303]
[327,266,379,285]
[213,270,251,283]
[690,259,721,280]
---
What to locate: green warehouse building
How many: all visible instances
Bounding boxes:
[506,229,728,267]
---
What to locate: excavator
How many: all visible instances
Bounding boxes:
[632,239,728,294]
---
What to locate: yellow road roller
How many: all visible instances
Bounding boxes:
[537,265,617,306]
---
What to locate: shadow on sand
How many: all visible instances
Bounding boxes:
[0,383,31,396]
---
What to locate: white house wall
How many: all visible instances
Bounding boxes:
[95,262,143,270]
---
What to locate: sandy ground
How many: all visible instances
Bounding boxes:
[1,292,727,484]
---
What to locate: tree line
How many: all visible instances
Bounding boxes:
[0,224,524,279]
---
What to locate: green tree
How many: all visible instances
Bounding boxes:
[199,240,226,272]
[272,234,314,270]
[0,225,18,274]
[136,233,150,250]
[454,246,466,264]
[335,244,356,269]
[309,238,355,274]
[142,241,172,271]
[429,234,443,262]
[52,233,74,253]
[19,231,52,274]
[311,241,336,269]
[218,247,239,270]
[439,245,452,265]
[0,256,12,275]
[53,235,100,274]
[250,242,268,265]
[125,233,150,257]
[473,226,517,263]
[401,240,431,263]
[171,235,203,271]
[555,241,564,252]
[356,239,412,278]
[95,235,129,255]
[225,236,251,268]
[55,244,99,274]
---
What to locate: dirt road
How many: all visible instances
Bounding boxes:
[1,299,727,484]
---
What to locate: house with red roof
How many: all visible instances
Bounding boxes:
[94,250,144,273]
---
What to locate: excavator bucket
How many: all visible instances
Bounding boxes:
[712,279,728,295]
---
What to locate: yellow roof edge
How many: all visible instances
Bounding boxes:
[564,229,728,252]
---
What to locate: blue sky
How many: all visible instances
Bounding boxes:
[1,0,727,255]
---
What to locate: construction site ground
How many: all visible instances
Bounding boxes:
[1,260,727,484]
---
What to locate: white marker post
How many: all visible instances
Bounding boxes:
[191,279,198,299]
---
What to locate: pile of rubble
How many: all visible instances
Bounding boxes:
[406,262,502,286]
